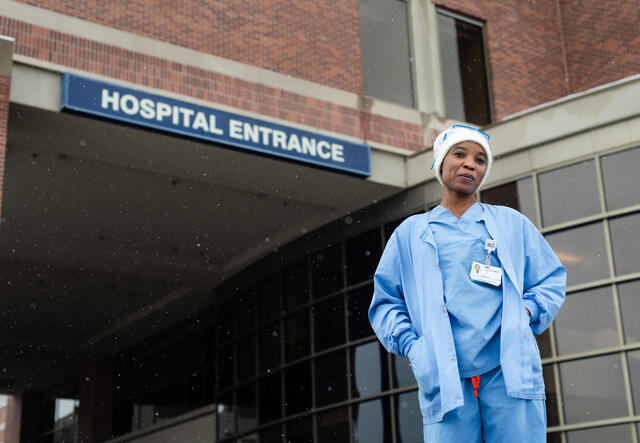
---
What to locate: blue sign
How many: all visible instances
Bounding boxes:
[60,74,371,176]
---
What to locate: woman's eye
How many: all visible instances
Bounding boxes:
[476,158,485,164]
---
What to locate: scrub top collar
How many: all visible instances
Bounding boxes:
[429,201,486,224]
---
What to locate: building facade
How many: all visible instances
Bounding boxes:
[0,0,639,442]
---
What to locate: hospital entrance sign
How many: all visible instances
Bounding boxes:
[60,74,371,176]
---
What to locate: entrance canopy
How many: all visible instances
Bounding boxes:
[0,68,407,393]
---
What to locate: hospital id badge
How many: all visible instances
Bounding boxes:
[469,261,502,286]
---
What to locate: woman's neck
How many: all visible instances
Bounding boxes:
[439,192,477,219]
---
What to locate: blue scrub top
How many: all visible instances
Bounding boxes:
[429,203,502,378]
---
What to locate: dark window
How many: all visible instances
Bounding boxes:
[392,355,415,388]
[352,398,392,443]
[313,296,346,352]
[345,228,381,286]
[601,146,640,211]
[260,424,284,443]
[559,354,627,424]
[317,406,350,443]
[259,322,281,373]
[284,361,312,415]
[236,289,256,332]
[359,0,414,107]
[286,415,313,443]
[618,280,640,343]
[350,341,388,398]
[236,382,257,433]
[395,391,421,443]
[566,424,633,443]
[284,309,310,362]
[315,350,348,407]
[536,329,552,359]
[216,392,235,440]
[283,259,309,311]
[627,350,640,414]
[258,372,282,424]
[538,160,600,227]
[437,10,491,125]
[544,365,560,427]
[311,245,343,299]
[217,344,234,391]
[258,275,281,323]
[347,284,375,341]
[609,212,640,276]
[236,334,256,382]
[553,286,617,355]
[218,300,234,340]
[481,177,536,224]
[545,222,608,287]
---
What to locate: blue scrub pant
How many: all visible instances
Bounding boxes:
[423,366,546,443]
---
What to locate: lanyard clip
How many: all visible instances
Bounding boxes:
[484,239,496,265]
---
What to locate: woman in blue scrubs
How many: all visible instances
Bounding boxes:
[369,125,566,442]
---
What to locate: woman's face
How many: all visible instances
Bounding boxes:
[440,141,488,196]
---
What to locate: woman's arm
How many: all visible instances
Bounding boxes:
[368,231,419,358]
[521,217,567,335]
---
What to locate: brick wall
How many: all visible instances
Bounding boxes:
[559,0,640,93]
[0,16,425,153]
[0,73,10,220]
[433,0,570,121]
[13,0,363,95]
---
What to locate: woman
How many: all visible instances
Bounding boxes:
[369,125,566,442]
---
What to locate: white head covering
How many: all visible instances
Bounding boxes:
[430,124,493,190]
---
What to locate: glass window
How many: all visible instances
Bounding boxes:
[481,177,537,224]
[217,344,234,391]
[260,424,284,443]
[236,289,256,332]
[311,245,343,299]
[350,341,388,398]
[258,373,281,424]
[536,329,552,359]
[284,361,312,416]
[437,10,491,125]
[626,350,640,415]
[351,398,391,443]
[545,222,608,287]
[259,322,281,373]
[345,228,381,286]
[538,160,601,227]
[559,354,627,424]
[359,0,414,107]
[553,286,618,355]
[283,259,309,311]
[317,406,350,443]
[217,392,235,440]
[258,276,281,323]
[609,212,640,276]
[315,350,348,407]
[313,296,346,352]
[566,424,632,443]
[347,284,375,341]
[236,382,257,434]
[395,391,422,443]
[619,280,640,343]
[236,334,256,382]
[392,355,416,388]
[601,146,640,211]
[284,309,310,362]
[384,217,405,243]
[286,415,313,443]
[218,300,234,340]
[544,364,560,427]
